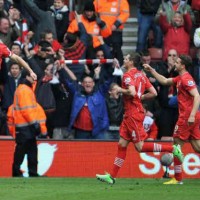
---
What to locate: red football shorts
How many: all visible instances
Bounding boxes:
[119,116,147,143]
[173,118,200,140]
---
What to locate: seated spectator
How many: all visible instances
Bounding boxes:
[159,10,192,60]
[105,82,124,140]
[50,0,69,43]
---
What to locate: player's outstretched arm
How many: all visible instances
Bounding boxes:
[10,54,37,80]
[143,64,172,86]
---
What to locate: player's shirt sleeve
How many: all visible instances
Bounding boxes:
[172,76,179,85]
[173,75,196,91]
[122,73,134,88]
[181,76,196,91]
[1,43,12,58]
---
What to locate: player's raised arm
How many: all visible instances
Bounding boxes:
[143,63,173,86]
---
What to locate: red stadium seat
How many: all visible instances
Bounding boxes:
[148,47,163,62]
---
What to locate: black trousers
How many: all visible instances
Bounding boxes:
[12,138,38,177]
[105,31,124,66]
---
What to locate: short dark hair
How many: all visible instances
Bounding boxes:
[38,40,52,48]
[129,53,143,70]
[81,74,94,82]
[8,62,21,71]
[140,49,150,57]
[179,54,192,69]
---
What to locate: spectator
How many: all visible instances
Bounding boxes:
[94,0,130,66]
[62,12,89,80]
[4,42,24,65]
[67,1,111,57]
[0,41,37,80]
[9,71,47,177]
[105,82,124,140]
[156,49,179,139]
[30,29,61,56]
[159,10,192,60]
[1,62,23,111]
[141,49,164,90]
[23,0,57,43]
[0,0,8,17]
[58,59,118,139]
[0,16,20,48]
[85,36,113,81]
[156,0,195,23]
[50,0,69,43]
[51,54,76,140]
[136,0,163,52]
[23,40,55,75]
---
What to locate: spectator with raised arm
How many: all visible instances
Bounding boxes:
[159,9,192,60]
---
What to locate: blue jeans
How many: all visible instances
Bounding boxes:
[136,10,163,52]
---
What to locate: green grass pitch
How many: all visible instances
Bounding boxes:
[0,178,199,200]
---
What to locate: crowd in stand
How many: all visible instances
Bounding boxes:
[0,0,200,140]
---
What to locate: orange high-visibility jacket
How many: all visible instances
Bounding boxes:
[94,0,130,30]
[7,104,15,137]
[10,84,47,137]
[67,14,111,48]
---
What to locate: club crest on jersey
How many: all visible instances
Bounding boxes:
[124,77,131,84]
[187,80,195,86]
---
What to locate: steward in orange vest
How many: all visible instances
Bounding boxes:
[94,0,130,66]
[93,0,130,31]
[11,72,47,177]
[67,1,111,48]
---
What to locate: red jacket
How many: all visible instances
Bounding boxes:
[159,13,192,60]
